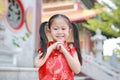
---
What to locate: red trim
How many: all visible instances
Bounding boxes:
[76,2,81,10]
[15,0,24,30]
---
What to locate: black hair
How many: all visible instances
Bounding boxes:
[39,21,48,58]
[39,14,82,65]
[72,23,82,65]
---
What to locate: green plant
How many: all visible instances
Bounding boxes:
[83,0,120,38]
[12,32,30,47]
[114,47,120,58]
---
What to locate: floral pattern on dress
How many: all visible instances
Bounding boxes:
[38,41,76,80]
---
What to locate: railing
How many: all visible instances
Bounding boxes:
[81,54,120,80]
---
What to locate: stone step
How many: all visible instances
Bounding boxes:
[74,76,93,80]
[75,72,93,80]
[0,67,92,80]
[0,67,38,80]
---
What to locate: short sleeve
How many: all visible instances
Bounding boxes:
[38,48,42,53]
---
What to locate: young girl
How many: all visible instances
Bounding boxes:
[34,14,82,80]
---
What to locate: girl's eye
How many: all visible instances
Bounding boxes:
[62,28,66,30]
[53,28,58,30]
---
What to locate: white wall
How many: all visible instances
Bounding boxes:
[2,0,37,67]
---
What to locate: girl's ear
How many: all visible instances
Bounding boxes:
[46,29,51,33]
[69,28,72,33]
[68,28,73,42]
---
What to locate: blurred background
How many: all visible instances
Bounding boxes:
[0,0,120,80]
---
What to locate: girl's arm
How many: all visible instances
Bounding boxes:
[57,43,81,74]
[34,42,61,68]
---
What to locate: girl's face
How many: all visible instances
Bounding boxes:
[49,17,71,42]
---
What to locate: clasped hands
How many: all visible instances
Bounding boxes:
[52,42,67,53]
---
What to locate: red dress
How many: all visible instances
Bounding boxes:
[38,41,76,80]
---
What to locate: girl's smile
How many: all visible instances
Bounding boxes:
[50,17,71,42]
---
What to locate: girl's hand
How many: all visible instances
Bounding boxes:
[56,43,67,53]
[34,52,44,68]
[51,42,63,50]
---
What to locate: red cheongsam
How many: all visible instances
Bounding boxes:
[38,41,76,80]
